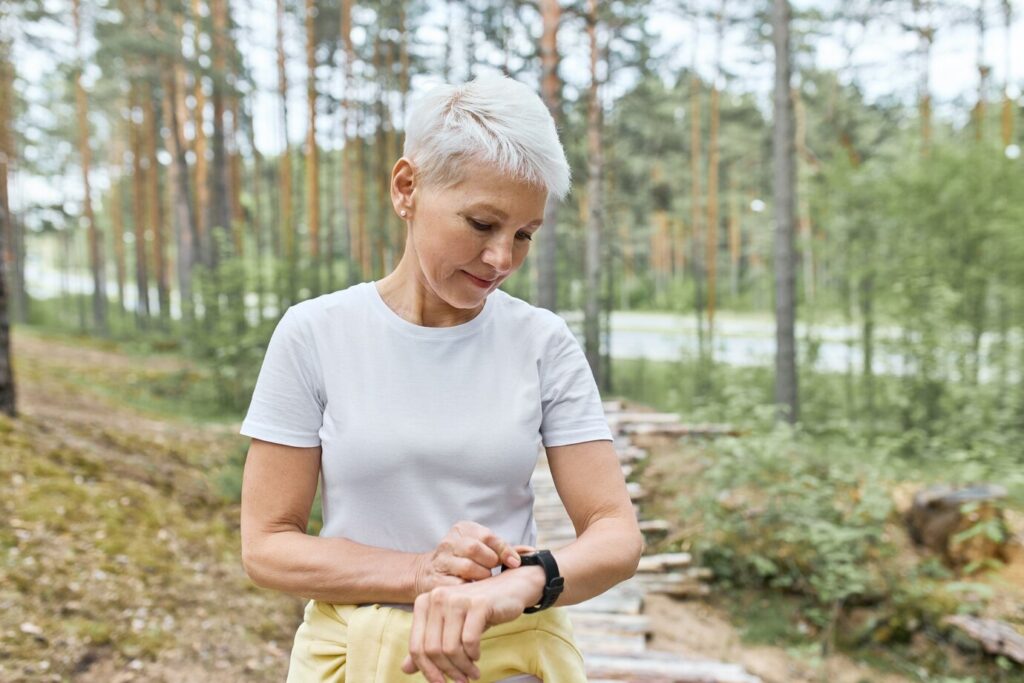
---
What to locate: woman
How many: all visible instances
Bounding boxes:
[239,72,643,683]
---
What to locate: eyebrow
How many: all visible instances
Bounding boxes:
[468,203,543,228]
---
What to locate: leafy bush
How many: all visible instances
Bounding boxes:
[683,423,895,627]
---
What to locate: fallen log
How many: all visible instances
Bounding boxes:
[942,615,1024,664]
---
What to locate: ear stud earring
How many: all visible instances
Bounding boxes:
[400,210,408,217]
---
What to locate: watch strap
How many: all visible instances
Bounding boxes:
[514,549,564,613]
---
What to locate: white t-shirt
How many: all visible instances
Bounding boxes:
[240,281,612,681]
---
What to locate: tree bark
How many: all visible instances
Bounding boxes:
[0,35,24,325]
[0,32,13,414]
[108,130,127,314]
[584,0,603,388]
[73,0,107,333]
[130,84,151,324]
[772,0,799,423]
[306,0,320,291]
[277,0,295,303]
[191,0,211,267]
[143,80,169,324]
[163,64,196,328]
[340,0,355,286]
[705,2,724,339]
[689,63,705,357]
[537,0,561,311]
[1001,0,1014,147]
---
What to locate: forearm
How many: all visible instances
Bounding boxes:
[544,515,644,608]
[243,530,422,604]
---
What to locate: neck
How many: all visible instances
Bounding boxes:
[375,251,485,328]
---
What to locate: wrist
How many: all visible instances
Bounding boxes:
[504,564,546,611]
[407,552,427,600]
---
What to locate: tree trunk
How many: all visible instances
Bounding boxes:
[1002,1,1014,147]
[163,65,196,329]
[74,0,107,334]
[974,0,989,140]
[229,95,244,257]
[0,190,13,416]
[143,81,169,325]
[793,84,815,301]
[277,0,295,303]
[130,85,151,324]
[728,179,740,299]
[772,0,799,423]
[537,0,561,311]
[689,64,705,357]
[306,0,320,292]
[340,0,355,286]
[0,34,13,414]
[914,0,934,154]
[209,0,232,265]
[705,2,724,340]
[108,132,127,314]
[584,0,603,388]
[0,36,24,325]
[192,0,211,267]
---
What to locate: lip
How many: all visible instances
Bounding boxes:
[463,271,497,288]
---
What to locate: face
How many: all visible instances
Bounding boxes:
[395,158,548,311]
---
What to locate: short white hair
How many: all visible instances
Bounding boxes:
[402,71,571,200]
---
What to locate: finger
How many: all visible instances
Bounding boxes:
[409,594,446,683]
[480,530,521,568]
[462,606,489,663]
[442,599,481,681]
[444,555,495,582]
[454,537,500,570]
[426,592,465,683]
[513,544,537,554]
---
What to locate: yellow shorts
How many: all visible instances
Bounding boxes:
[285,600,587,683]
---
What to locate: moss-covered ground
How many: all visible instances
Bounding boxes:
[1,328,302,682]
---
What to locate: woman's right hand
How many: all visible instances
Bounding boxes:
[413,521,533,596]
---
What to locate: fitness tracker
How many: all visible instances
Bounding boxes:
[502,549,564,613]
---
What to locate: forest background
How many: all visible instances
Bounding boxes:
[1,0,1023,681]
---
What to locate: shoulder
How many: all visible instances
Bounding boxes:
[490,288,576,353]
[283,282,372,331]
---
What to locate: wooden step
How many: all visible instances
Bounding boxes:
[584,652,761,683]
[637,553,693,572]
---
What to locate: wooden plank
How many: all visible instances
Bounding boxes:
[568,587,645,615]
[622,423,739,437]
[608,412,684,424]
[584,653,762,683]
[637,553,693,572]
[638,519,672,534]
[568,612,652,634]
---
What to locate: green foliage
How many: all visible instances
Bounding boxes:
[685,424,894,626]
[190,257,275,413]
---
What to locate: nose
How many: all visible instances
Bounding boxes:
[481,234,515,275]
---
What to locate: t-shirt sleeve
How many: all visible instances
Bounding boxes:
[539,318,614,448]
[239,306,326,447]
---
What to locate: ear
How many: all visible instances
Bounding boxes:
[391,157,417,218]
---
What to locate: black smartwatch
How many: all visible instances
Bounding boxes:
[502,549,564,613]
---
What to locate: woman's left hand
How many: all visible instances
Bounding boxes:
[399,561,545,683]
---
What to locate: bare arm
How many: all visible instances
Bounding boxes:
[541,438,645,606]
[239,438,423,603]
